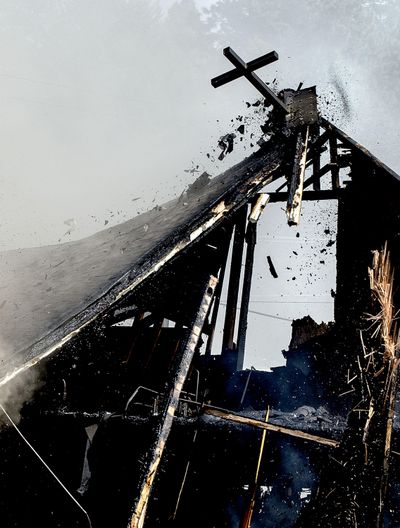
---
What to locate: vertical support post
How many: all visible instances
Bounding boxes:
[311,124,321,191]
[142,317,165,371]
[125,311,146,363]
[127,275,218,528]
[205,226,234,356]
[236,193,270,370]
[222,207,247,352]
[329,135,340,189]
[236,222,257,371]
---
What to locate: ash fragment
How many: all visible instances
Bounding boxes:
[218,133,236,161]
[267,255,278,278]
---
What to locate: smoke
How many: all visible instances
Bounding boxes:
[0,338,42,425]
[255,442,315,527]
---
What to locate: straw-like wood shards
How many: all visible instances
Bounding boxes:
[366,244,400,526]
[295,244,399,528]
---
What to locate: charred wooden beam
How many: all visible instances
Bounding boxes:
[329,135,340,189]
[236,222,257,371]
[205,226,234,356]
[211,50,278,88]
[203,407,339,448]
[222,207,247,351]
[128,275,218,528]
[215,47,288,113]
[236,193,269,370]
[307,128,330,158]
[267,255,278,278]
[109,304,139,326]
[311,124,322,191]
[248,193,270,223]
[269,189,342,202]
[125,311,146,364]
[302,162,335,190]
[286,127,310,226]
[237,193,271,369]
[320,117,400,183]
[142,317,164,371]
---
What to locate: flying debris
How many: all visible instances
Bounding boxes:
[217,132,236,160]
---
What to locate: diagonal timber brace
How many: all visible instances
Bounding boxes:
[128,275,218,528]
[203,407,339,448]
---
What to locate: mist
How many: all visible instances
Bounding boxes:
[0,0,397,250]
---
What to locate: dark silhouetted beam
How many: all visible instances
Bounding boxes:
[269,189,342,202]
[211,50,278,88]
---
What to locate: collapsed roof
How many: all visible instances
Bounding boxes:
[0,116,398,388]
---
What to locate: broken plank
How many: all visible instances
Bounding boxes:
[286,126,310,226]
[248,193,270,223]
[203,407,339,448]
[267,255,278,278]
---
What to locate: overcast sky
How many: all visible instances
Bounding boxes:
[0,0,398,368]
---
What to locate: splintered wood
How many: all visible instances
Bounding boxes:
[300,245,400,527]
[248,193,270,223]
[368,245,399,363]
[286,126,310,226]
[367,245,400,524]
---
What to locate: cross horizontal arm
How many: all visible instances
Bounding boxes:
[221,47,288,113]
[211,50,278,88]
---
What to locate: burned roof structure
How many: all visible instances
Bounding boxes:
[1,48,400,528]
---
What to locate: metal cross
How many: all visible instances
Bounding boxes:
[211,47,288,114]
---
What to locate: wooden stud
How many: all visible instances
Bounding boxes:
[236,222,257,371]
[222,207,247,352]
[329,135,340,189]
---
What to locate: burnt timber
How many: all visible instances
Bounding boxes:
[0,51,400,528]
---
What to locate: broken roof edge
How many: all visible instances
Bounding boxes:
[0,139,286,387]
[320,117,400,183]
